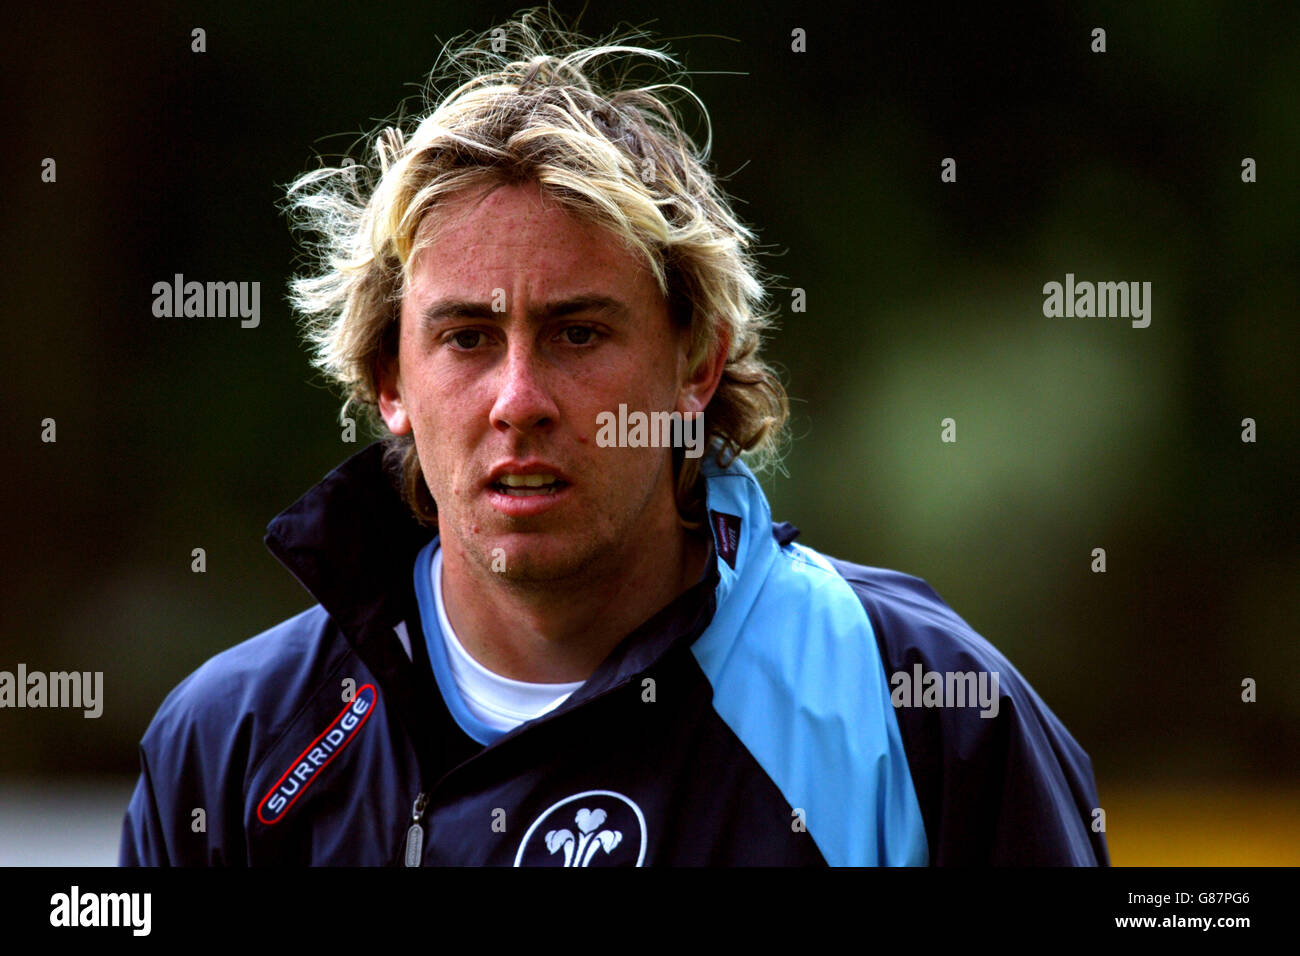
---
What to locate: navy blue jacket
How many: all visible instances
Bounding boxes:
[119,443,1108,866]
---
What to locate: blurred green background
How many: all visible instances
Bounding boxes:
[2,0,1297,864]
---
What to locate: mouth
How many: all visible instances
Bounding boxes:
[490,473,570,497]
[484,462,574,517]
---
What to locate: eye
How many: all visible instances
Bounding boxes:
[448,329,486,350]
[560,325,596,345]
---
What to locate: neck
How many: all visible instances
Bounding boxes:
[438,512,711,684]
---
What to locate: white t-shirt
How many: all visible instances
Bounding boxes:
[430,548,584,733]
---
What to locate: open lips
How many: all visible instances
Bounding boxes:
[494,474,568,496]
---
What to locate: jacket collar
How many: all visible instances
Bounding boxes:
[264,442,433,643]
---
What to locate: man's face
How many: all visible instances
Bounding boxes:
[378,180,714,583]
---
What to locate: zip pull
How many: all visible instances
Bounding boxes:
[404,792,428,867]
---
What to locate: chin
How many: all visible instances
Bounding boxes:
[484,536,604,585]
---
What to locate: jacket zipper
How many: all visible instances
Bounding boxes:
[403,792,428,866]
[394,599,713,865]
[394,678,635,866]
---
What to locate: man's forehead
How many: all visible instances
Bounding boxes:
[405,183,662,305]
[414,180,598,249]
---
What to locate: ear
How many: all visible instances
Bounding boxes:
[375,350,412,436]
[676,325,730,416]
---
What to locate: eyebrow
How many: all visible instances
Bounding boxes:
[419,294,629,327]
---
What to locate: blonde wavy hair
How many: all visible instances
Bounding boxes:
[284,6,788,528]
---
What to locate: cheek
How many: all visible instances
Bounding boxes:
[600,344,677,401]
[399,354,456,426]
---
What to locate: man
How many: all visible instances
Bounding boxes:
[120,11,1108,866]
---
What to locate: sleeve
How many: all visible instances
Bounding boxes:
[116,666,252,867]
[906,664,1108,865]
[845,563,1110,865]
[119,746,171,866]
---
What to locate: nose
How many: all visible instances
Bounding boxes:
[489,340,558,434]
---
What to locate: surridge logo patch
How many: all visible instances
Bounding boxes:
[257,684,377,825]
[710,510,742,569]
